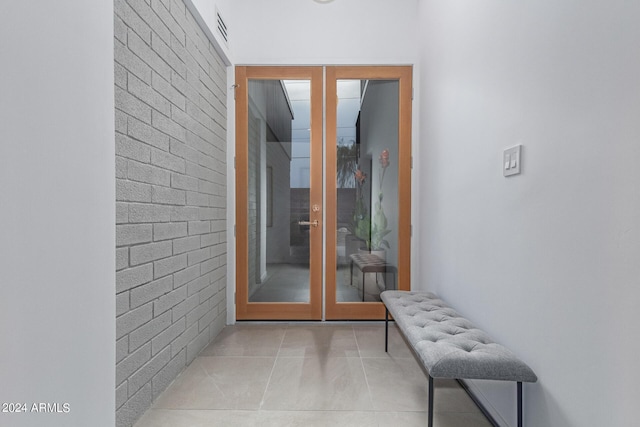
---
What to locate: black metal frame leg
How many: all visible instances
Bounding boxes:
[385,308,389,352]
[428,375,434,427]
[350,261,353,287]
[517,382,523,427]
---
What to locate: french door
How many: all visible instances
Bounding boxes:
[235,66,412,320]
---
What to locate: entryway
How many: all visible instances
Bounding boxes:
[235,66,412,320]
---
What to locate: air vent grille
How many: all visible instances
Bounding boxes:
[217,10,228,44]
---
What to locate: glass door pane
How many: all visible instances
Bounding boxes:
[326,66,412,320]
[235,66,322,320]
[335,79,399,302]
[247,79,311,303]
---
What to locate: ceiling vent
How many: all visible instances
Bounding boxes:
[216,9,228,45]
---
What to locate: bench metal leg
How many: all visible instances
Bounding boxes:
[428,375,434,427]
[517,382,523,427]
[350,260,353,287]
[385,308,389,352]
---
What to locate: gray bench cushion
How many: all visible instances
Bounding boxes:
[381,291,537,383]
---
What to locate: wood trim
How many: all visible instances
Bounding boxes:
[309,66,324,320]
[325,66,412,320]
[235,66,323,320]
[397,66,413,295]
[236,65,412,321]
[324,67,339,318]
[235,66,249,319]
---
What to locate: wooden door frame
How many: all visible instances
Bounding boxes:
[235,66,323,320]
[325,66,412,320]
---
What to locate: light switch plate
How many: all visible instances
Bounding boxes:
[503,145,521,177]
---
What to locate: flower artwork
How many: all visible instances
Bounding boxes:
[349,149,393,252]
[379,149,390,168]
[371,149,392,251]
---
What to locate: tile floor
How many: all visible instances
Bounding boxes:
[134,323,492,427]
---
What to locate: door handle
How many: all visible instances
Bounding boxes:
[298,220,319,227]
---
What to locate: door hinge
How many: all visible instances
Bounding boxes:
[231,83,239,100]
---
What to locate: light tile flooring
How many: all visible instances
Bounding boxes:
[135,323,492,427]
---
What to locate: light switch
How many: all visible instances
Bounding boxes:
[503,145,522,177]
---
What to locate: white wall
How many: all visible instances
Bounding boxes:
[0,2,115,427]
[187,0,233,64]
[227,0,419,65]
[417,1,640,426]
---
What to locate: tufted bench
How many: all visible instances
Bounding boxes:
[381,291,537,427]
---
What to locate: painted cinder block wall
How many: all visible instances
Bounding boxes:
[114,0,227,425]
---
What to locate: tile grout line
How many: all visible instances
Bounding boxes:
[353,325,378,419]
[257,325,288,412]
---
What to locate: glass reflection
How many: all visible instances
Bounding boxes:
[247,79,311,302]
[335,80,399,302]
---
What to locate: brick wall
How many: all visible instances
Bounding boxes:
[114,0,227,425]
